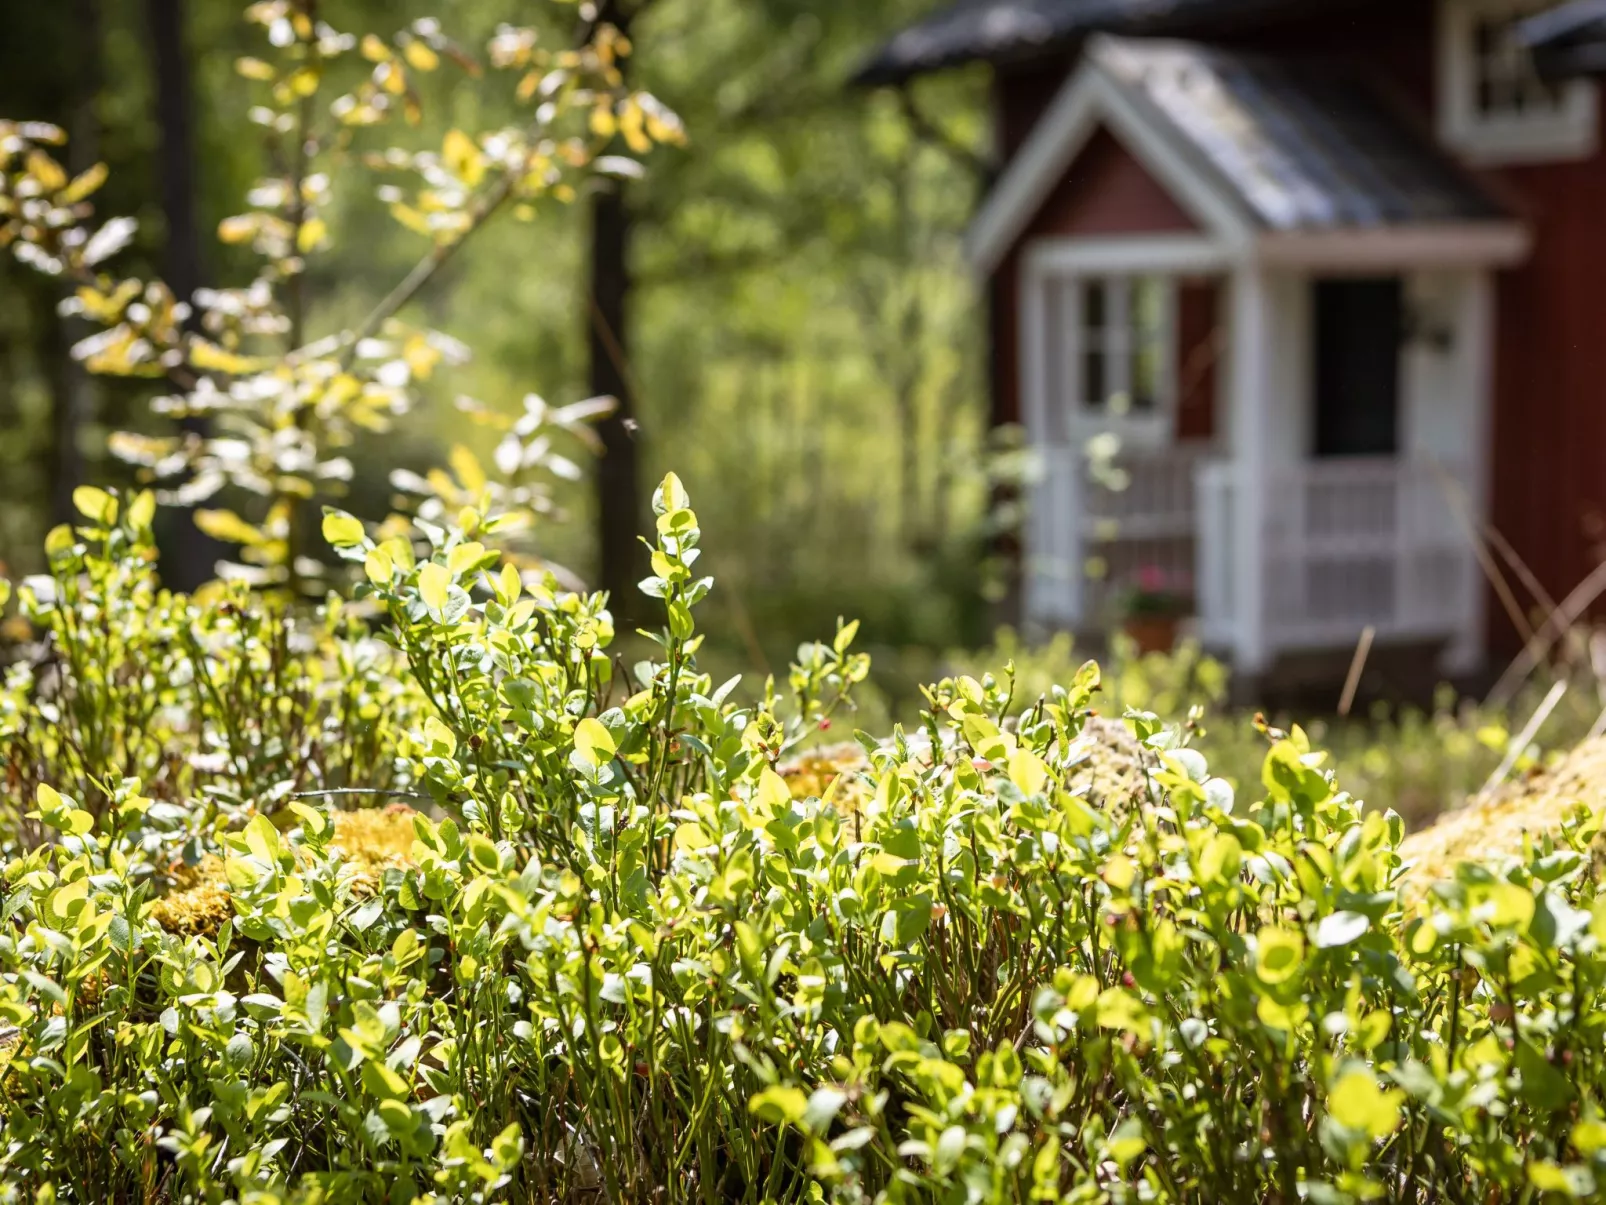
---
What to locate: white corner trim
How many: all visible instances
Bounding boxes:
[966,43,1255,276]
[1436,0,1600,165]
[1256,223,1532,270]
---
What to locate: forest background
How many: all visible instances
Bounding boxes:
[0,0,997,710]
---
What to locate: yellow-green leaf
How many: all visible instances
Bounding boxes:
[72,486,117,526]
[443,128,484,187]
[418,562,451,615]
[446,541,486,577]
[1328,1070,1403,1140]
[196,509,262,547]
[364,547,394,586]
[127,490,156,531]
[574,718,616,766]
[749,1085,808,1125]
[1008,747,1049,796]
[244,814,281,863]
[297,216,328,253]
[1255,925,1305,986]
[756,767,791,811]
[404,40,440,71]
[322,510,365,548]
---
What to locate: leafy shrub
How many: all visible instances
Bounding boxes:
[4,479,1606,1204]
[942,630,1605,832]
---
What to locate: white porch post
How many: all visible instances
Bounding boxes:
[1448,270,1495,674]
[1227,265,1273,674]
[1019,257,1081,633]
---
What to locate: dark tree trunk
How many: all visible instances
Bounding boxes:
[590,181,643,621]
[145,0,219,589]
[588,1,644,621]
[47,0,103,527]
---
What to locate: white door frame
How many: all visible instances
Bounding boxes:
[1019,234,1233,633]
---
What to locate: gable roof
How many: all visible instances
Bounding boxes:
[1519,0,1606,80]
[969,36,1522,272]
[854,0,1353,85]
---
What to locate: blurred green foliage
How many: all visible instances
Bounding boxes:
[0,0,993,665]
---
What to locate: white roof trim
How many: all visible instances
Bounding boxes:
[1256,224,1532,270]
[1024,233,1233,276]
[967,35,1533,279]
[965,44,1256,275]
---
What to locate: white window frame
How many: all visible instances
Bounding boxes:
[1056,272,1178,450]
[1438,0,1599,164]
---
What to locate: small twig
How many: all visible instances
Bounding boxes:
[1337,624,1375,718]
[1426,460,1534,646]
[1485,558,1606,712]
[337,174,515,371]
[1585,698,1606,743]
[1482,678,1567,796]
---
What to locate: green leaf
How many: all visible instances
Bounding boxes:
[574,717,616,767]
[749,1085,809,1125]
[1328,1070,1403,1140]
[1516,1039,1575,1109]
[361,1059,409,1100]
[321,509,365,548]
[418,562,451,616]
[72,486,117,526]
[466,835,501,871]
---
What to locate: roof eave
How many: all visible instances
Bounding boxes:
[1255,222,1532,270]
[1517,0,1606,80]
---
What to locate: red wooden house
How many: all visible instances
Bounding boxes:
[861,0,1606,678]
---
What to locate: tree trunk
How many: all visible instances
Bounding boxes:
[590,179,643,621]
[145,0,219,589]
[48,0,103,527]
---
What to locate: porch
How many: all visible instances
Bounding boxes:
[1022,255,1504,674]
[1031,441,1484,674]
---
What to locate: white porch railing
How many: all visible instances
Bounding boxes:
[1078,446,1206,622]
[1197,457,1476,658]
[1026,445,1208,628]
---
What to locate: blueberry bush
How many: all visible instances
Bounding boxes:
[0,477,1604,1203]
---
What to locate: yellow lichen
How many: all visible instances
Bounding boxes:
[149,856,234,936]
[780,743,874,813]
[150,806,422,935]
[779,718,1147,821]
[329,804,419,872]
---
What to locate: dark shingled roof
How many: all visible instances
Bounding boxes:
[1092,38,1509,228]
[1519,0,1606,80]
[855,0,1352,85]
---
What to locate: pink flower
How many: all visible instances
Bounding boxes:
[1137,564,1168,593]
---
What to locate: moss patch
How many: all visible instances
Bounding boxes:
[151,806,421,935]
[1397,735,1606,886]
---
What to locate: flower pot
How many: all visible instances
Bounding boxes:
[1122,614,1179,656]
